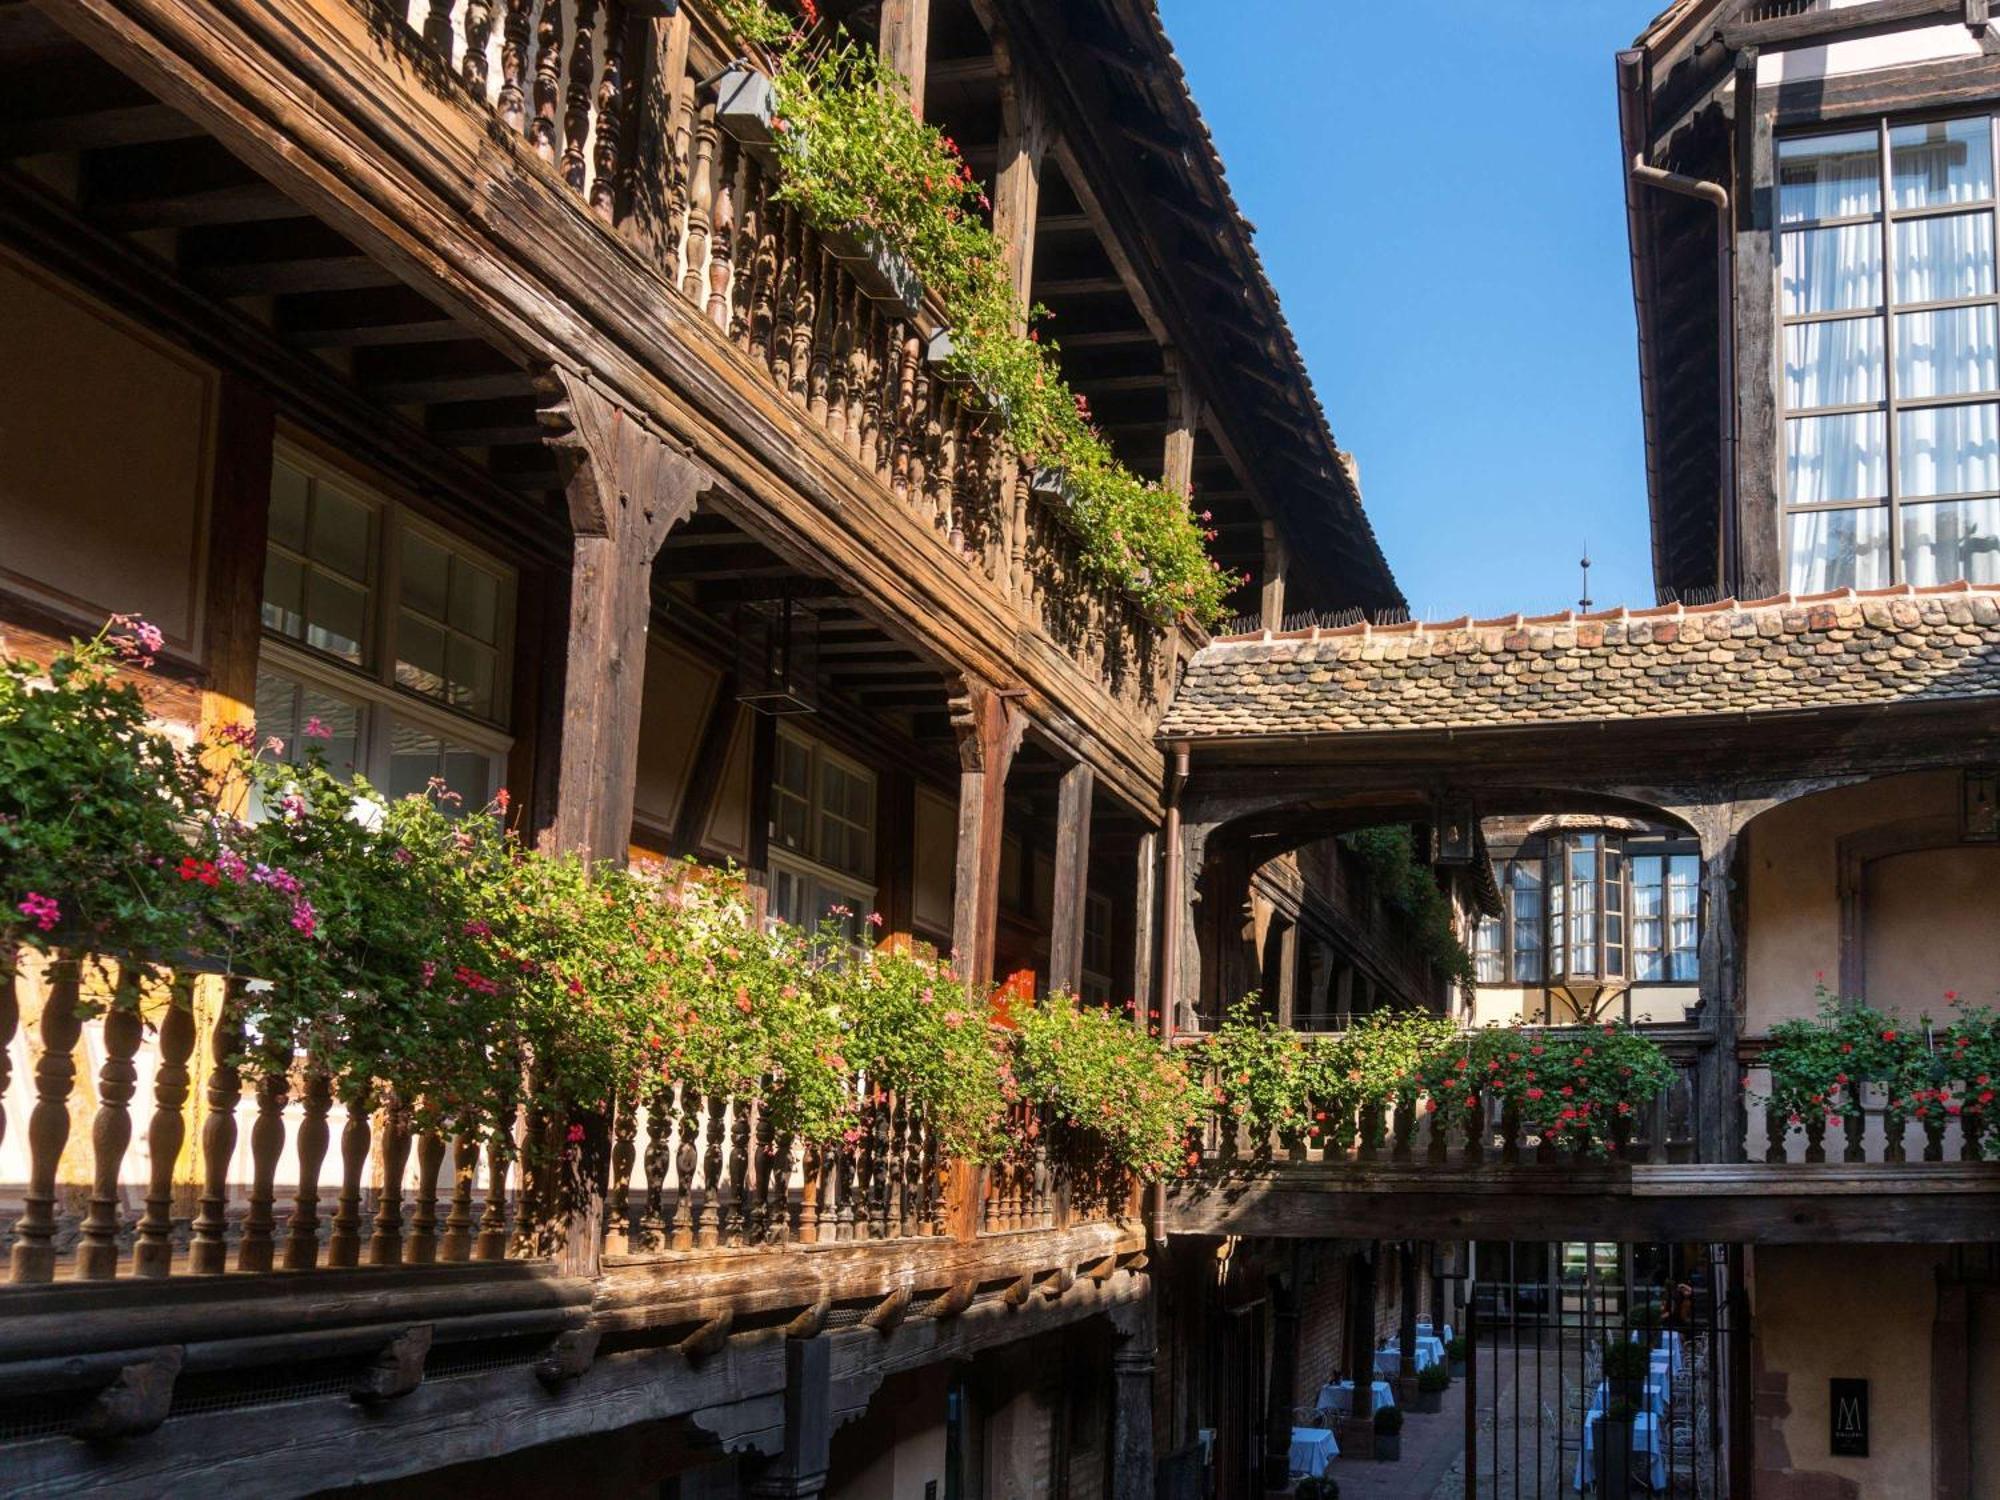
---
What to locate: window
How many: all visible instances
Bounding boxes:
[1473,835,1698,990]
[1778,117,2000,591]
[767,726,876,940]
[1080,893,1114,1005]
[257,446,514,808]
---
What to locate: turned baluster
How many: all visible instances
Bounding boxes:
[408,1124,447,1264]
[1964,1112,1985,1162]
[707,140,737,330]
[1462,1093,1486,1166]
[440,1129,479,1261]
[890,332,921,499]
[327,1091,373,1268]
[695,1090,725,1247]
[671,1084,698,1249]
[1390,1094,1416,1163]
[939,403,964,550]
[799,1140,823,1243]
[748,175,778,366]
[609,1090,638,1253]
[235,1042,293,1274]
[474,1122,512,1260]
[766,1129,792,1245]
[367,1095,415,1265]
[588,0,627,219]
[1499,1098,1523,1167]
[423,0,456,55]
[280,1066,334,1269]
[1009,468,1031,605]
[681,102,718,303]
[497,0,532,131]
[0,958,16,1164]
[1802,1109,1827,1165]
[76,973,146,1279]
[187,982,245,1277]
[134,974,198,1277]
[638,1086,670,1251]
[11,958,86,1280]
[807,251,836,422]
[768,205,798,388]
[1764,1101,1791,1164]
[787,231,820,402]
[462,0,495,94]
[749,1089,774,1243]
[858,306,885,472]
[724,1093,751,1246]
[1843,1107,1868,1165]
[529,0,563,159]
[1883,1103,1909,1164]
[826,280,855,445]
[835,1113,858,1242]
[560,0,599,191]
[926,1115,946,1236]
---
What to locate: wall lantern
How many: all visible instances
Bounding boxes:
[1433,792,1476,865]
[1964,768,1999,842]
[1544,830,1629,1024]
[734,594,819,716]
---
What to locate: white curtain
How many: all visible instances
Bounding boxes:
[1891,118,1993,211]
[1902,497,2000,586]
[1787,507,1889,592]
[1897,401,2000,497]
[1779,130,1881,224]
[1785,317,1884,408]
[1895,307,1998,399]
[1893,212,1995,304]
[1787,411,1886,503]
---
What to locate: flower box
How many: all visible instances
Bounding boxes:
[715,63,778,157]
[1029,466,1075,503]
[820,224,925,318]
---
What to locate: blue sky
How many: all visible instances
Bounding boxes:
[1158,0,1670,618]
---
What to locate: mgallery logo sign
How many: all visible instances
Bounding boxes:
[1830,1378,1868,1458]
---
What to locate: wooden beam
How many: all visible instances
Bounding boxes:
[1035,274,1128,298]
[195,375,275,800]
[1259,520,1287,633]
[0,101,200,155]
[991,27,1047,320]
[1131,828,1157,1015]
[1046,760,1094,995]
[1161,346,1199,496]
[950,677,1027,991]
[879,0,932,108]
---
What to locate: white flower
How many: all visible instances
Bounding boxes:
[346,795,387,833]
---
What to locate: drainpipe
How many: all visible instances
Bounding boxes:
[1618,49,1740,595]
[1151,744,1189,1248]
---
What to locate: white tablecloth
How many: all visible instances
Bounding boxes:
[1417,1319,1455,1344]
[1318,1379,1396,1417]
[1588,1376,1670,1420]
[1388,1334,1446,1371]
[1656,1330,1685,1378]
[1573,1410,1667,1492]
[1288,1426,1339,1478]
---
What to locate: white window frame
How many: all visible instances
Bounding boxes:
[257,439,516,797]
[766,725,878,933]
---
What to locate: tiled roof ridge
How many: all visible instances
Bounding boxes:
[1210,581,2000,646]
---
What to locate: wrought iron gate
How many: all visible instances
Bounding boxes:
[1461,1242,1740,1499]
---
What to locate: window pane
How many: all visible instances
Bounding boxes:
[1895,306,1999,398]
[262,551,305,639]
[1786,507,1890,592]
[311,486,372,582]
[1781,225,1882,315]
[1901,497,2000,585]
[304,572,367,663]
[1897,402,2000,497]
[387,722,443,800]
[449,561,502,645]
[269,460,309,551]
[1891,118,1993,211]
[401,531,451,621]
[775,735,811,798]
[254,670,300,746]
[1779,129,1882,223]
[446,636,498,719]
[1893,211,1994,303]
[1786,411,1887,502]
[1784,317,1884,409]
[1475,916,1503,985]
[442,750,492,808]
[396,612,448,698]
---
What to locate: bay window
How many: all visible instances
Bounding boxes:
[256,445,514,809]
[1779,116,2000,591]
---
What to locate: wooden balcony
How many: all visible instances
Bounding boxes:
[1163,1024,2000,1245]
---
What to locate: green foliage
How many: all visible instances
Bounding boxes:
[722,5,1234,625]
[1292,1479,1340,1500]
[1372,1403,1404,1435]
[1340,826,1475,988]
[1011,991,1203,1181]
[1600,1338,1653,1381]
[1417,1363,1450,1394]
[1759,985,1932,1144]
[0,620,203,970]
[1206,995,1309,1137]
[1445,1335,1469,1361]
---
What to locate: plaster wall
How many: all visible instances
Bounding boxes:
[828,1364,950,1500]
[1750,1245,1942,1500]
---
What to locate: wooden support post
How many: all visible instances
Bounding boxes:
[879,0,931,108]
[948,677,1027,991]
[527,367,710,1277]
[1047,761,1094,996]
[749,1335,833,1499]
[1110,1290,1157,1500]
[991,36,1047,321]
[538,365,711,866]
[1694,823,1744,1165]
[1262,1271,1301,1493]
[1260,520,1288,633]
[1162,348,1200,497]
[1131,829,1158,1015]
[1272,919,1298,1030]
[1159,748,1191,1036]
[198,377,275,803]
[1397,1241,1421,1405]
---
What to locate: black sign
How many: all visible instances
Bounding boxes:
[1830,1378,1868,1458]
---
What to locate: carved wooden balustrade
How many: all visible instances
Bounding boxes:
[388,0,1184,720]
[1739,1046,1998,1166]
[979,1101,1134,1236]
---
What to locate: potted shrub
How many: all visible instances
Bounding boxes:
[1597,1397,1637,1497]
[1414,1362,1449,1411]
[1601,1337,1652,1406]
[1446,1334,1469,1379]
[1293,1479,1339,1500]
[1372,1403,1403,1461]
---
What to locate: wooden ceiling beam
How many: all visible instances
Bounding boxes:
[0,101,199,155]
[276,286,463,349]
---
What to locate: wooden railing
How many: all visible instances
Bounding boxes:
[979,1102,1132,1235]
[1740,1050,1996,1166]
[387,0,1181,720]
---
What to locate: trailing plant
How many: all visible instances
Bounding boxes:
[1938,996,2000,1153]
[1412,1023,1675,1157]
[1340,826,1475,988]
[725,2,1236,625]
[0,618,204,973]
[1205,994,1310,1139]
[1011,991,1202,1181]
[1758,986,1931,1147]
[1417,1363,1450,1394]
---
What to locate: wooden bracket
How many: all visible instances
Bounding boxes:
[536,365,712,550]
[351,1325,432,1403]
[1083,1253,1119,1284]
[1039,1265,1075,1301]
[783,1296,833,1340]
[928,1279,977,1320]
[1002,1272,1034,1308]
[862,1285,912,1335]
[677,1308,734,1362]
[73,1347,182,1441]
[534,1327,601,1386]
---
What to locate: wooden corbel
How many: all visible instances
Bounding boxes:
[783,1296,833,1340]
[1082,1253,1119,1284]
[352,1325,432,1403]
[1039,1265,1075,1301]
[862,1285,912,1335]
[73,1347,182,1441]
[534,1327,601,1387]
[927,1279,977,1320]
[1001,1272,1034,1308]
[536,365,711,548]
[677,1308,735,1362]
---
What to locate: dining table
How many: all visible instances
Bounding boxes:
[1572,1409,1668,1492]
[1288,1426,1339,1478]
[1317,1378,1397,1418]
